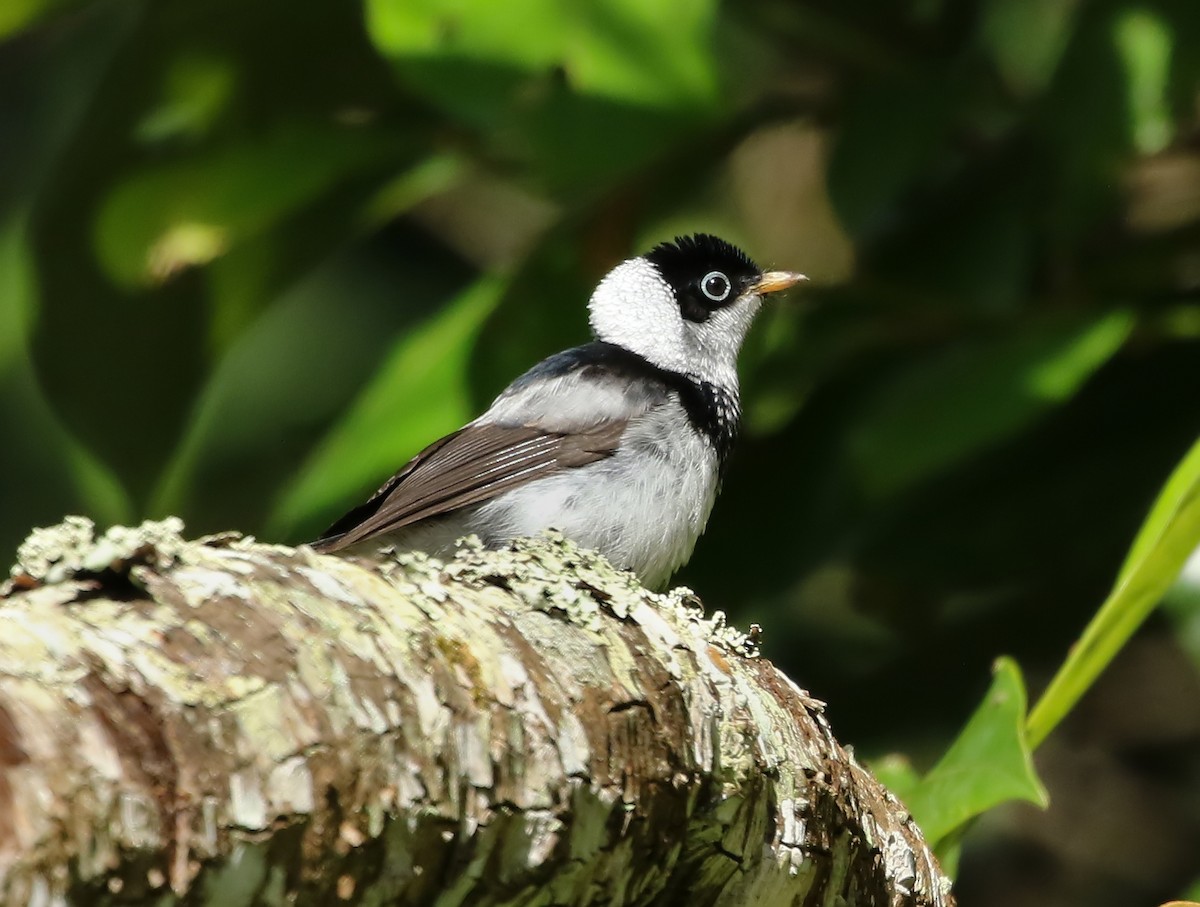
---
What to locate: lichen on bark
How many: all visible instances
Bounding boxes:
[0,517,953,906]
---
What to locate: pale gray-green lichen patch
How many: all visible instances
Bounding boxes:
[446,532,641,629]
[9,516,97,586]
[8,517,190,592]
[265,756,315,815]
[228,769,270,831]
[295,567,359,606]
[444,533,763,661]
[117,791,162,848]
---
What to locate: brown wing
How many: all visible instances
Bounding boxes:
[311,420,626,552]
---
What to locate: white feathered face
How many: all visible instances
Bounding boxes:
[587,234,804,390]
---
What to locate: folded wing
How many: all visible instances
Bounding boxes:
[311,342,689,553]
[311,419,626,552]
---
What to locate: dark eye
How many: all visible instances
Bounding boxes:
[701,270,731,302]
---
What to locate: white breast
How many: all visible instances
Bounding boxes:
[464,402,719,589]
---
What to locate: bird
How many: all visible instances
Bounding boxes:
[312,233,805,589]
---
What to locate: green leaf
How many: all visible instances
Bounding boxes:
[1027,434,1200,748]
[867,752,921,803]
[135,51,237,144]
[905,657,1049,849]
[94,124,396,287]
[0,217,36,377]
[142,231,478,535]
[1117,438,1200,588]
[0,0,78,39]
[981,0,1080,95]
[365,0,719,112]
[850,311,1134,498]
[266,276,505,539]
[60,429,135,529]
[0,219,132,531]
[1114,8,1174,155]
[364,0,721,191]
[203,153,465,355]
[1173,876,1200,903]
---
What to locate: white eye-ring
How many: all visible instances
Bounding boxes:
[701,270,731,302]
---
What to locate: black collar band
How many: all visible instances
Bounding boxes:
[575,342,741,469]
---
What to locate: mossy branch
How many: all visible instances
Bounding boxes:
[0,517,952,906]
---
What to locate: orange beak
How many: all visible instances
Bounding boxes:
[749,270,808,295]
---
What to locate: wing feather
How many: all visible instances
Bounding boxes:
[311,420,625,552]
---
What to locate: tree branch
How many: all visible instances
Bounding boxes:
[0,517,953,906]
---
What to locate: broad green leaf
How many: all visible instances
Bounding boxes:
[60,428,134,529]
[0,217,36,377]
[145,232,477,532]
[981,0,1080,95]
[1117,438,1200,588]
[850,311,1134,498]
[204,153,465,355]
[0,220,131,530]
[364,0,721,191]
[135,52,237,144]
[365,0,719,113]
[905,657,1049,849]
[0,365,132,560]
[867,753,921,803]
[267,276,505,538]
[359,154,467,231]
[1170,885,1200,905]
[0,0,78,39]
[94,124,396,287]
[1028,434,1200,747]
[1114,9,1173,155]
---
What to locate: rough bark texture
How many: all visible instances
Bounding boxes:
[0,517,953,907]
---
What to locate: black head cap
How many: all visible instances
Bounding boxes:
[644,234,761,324]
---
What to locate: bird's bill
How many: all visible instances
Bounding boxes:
[750,270,808,295]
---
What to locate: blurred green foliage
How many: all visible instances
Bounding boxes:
[3,0,1200,901]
